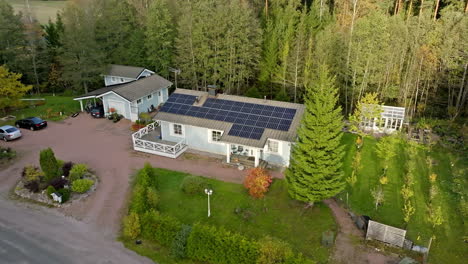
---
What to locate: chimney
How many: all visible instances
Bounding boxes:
[208,85,217,97]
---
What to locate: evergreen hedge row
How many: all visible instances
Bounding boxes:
[187,223,260,264]
[140,210,182,247]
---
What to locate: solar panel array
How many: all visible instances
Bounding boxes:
[160,93,297,140]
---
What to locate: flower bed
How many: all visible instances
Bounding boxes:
[14,148,98,207]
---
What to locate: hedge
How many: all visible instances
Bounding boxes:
[187,223,259,264]
[140,210,182,247]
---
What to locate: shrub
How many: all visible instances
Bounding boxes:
[140,210,182,246]
[171,225,192,260]
[57,188,71,203]
[0,147,16,159]
[180,176,208,195]
[22,165,43,183]
[69,164,88,183]
[71,179,94,193]
[46,185,57,198]
[123,212,141,239]
[135,163,157,188]
[39,148,60,181]
[62,162,74,177]
[130,184,148,214]
[257,236,294,264]
[24,181,40,193]
[187,223,259,264]
[146,187,159,209]
[243,168,272,198]
[48,176,68,190]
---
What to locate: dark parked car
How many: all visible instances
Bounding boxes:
[90,106,104,118]
[15,117,47,131]
[0,125,22,141]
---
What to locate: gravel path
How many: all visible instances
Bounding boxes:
[324,199,400,264]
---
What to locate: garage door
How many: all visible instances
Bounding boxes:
[108,100,126,118]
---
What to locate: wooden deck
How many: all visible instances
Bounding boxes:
[132,122,187,158]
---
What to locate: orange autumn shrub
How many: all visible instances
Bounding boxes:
[243,168,272,198]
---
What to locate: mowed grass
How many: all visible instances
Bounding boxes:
[339,133,467,264]
[6,0,67,24]
[154,168,337,263]
[0,94,80,126]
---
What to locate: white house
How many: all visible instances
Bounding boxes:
[132,88,304,168]
[74,65,172,121]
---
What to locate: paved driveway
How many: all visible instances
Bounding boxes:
[0,114,278,235]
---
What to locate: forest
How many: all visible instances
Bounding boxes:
[0,0,467,121]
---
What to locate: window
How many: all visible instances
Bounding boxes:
[173,124,183,135]
[158,91,161,96]
[147,94,152,100]
[136,99,142,105]
[111,76,116,82]
[211,130,222,142]
[267,140,279,153]
[120,78,124,83]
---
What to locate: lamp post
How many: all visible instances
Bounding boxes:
[204,188,213,217]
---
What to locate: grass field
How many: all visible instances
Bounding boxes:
[0,94,79,126]
[7,0,67,24]
[127,168,337,264]
[339,133,467,264]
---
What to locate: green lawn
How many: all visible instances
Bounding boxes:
[140,168,336,263]
[1,94,80,126]
[339,133,467,264]
[6,0,67,24]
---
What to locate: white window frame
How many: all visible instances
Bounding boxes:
[136,98,142,105]
[208,129,223,143]
[266,139,280,154]
[170,123,184,137]
[147,94,153,100]
[120,78,124,83]
[111,76,116,82]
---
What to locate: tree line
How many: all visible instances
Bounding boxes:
[0,0,466,119]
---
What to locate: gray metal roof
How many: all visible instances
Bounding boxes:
[106,64,145,79]
[75,74,172,102]
[154,89,304,148]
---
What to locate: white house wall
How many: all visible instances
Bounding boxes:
[102,93,131,120]
[104,76,135,86]
[160,121,226,155]
[135,87,169,114]
[262,140,291,167]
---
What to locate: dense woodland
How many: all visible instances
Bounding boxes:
[0,0,467,120]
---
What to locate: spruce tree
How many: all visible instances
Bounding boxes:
[286,64,345,205]
[39,148,60,182]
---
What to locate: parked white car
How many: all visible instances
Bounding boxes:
[0,125,22,141]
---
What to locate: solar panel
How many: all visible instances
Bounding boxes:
[162,93,298,140]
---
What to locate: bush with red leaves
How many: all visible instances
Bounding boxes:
[243,168,272,198]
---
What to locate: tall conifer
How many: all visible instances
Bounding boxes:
[286,64,345,205]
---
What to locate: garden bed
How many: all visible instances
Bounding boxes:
[14,173,98,207]
[14,148,98,207]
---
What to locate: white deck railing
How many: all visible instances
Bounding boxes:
[132,121,187,158]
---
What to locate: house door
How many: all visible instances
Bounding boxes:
[158,91,163,105]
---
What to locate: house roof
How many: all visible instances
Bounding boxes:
[154,89,304,148]
[75,74,172,102]
[106,64,146,79]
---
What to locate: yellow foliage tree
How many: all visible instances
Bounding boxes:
[0,66,32,114]
[349,92,383,135]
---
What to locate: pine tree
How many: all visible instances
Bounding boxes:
[145,0,175,77]
[285,64,345,205]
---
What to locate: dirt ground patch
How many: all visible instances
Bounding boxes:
[324,199,401,264]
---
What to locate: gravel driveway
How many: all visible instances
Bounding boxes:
[0,114,270,236]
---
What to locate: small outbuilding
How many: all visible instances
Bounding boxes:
[74,65,172,121]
